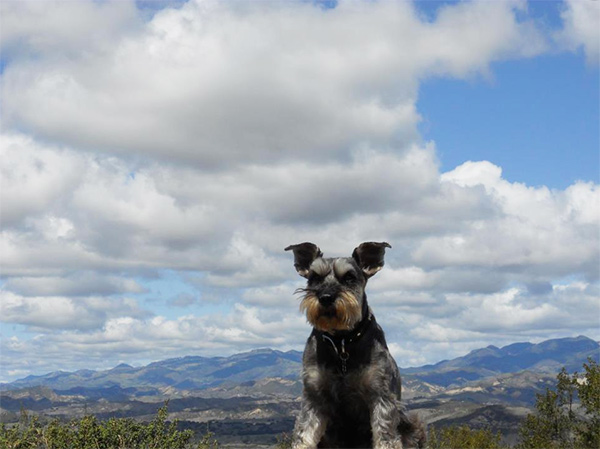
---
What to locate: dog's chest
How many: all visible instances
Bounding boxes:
[308,358,382,410]
[314,368,376,447]
[332,369,377,405]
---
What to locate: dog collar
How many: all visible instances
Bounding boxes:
[321,334,349,374]
[319,312,373,374]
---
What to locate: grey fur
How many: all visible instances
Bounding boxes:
[286,242,426,449]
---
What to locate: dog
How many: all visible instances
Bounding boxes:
[285,242,425,449]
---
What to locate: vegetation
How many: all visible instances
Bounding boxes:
[276,432,293,449]
[425,358,600,449]
[427,425,505,449]
[0,402,217,449]
[518,358,600,449]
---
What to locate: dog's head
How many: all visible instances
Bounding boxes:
[285,242,390,333]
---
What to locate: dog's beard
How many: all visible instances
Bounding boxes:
[299,291,362,332]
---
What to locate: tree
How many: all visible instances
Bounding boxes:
[576,358,600,448]
[518,358,600,449]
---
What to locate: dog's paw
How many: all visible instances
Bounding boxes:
[291,432,320,449]
[374,439,403,449]
[291,442,316,449]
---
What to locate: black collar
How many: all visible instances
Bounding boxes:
[314,306,375,375]
[319,308,373,345]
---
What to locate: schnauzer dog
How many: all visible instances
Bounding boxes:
[285,242,425,449]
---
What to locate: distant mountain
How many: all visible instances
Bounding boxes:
[2,336,597,395]
[2,348,303,393]
[403,335,599,387]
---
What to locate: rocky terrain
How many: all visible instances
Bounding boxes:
[1,336,597,446]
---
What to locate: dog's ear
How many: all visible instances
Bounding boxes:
[284,242,323,278]
[352,242,391,278]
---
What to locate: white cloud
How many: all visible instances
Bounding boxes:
[558,0,600,63]
[0,0,140,57]
[398,282,600,342]
[242,283,304,308]
[202,234,289,287]
[0,291,149,331]
[1,137,597,379]
[0,134,85,227]
[0,136,461,280]
[0,0,546,167]
[4,273,146,297]
[415,161,599,278]
[451,288,563,333]
[0,303,309,379]
[372,266,506,295]
[410,322,485,343]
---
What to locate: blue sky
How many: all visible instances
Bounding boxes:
[0,0,598,382]
[416,0,598,188]
[419,53,599,188]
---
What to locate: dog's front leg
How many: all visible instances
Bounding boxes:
[371,397,403,449]
[292,403,328,449]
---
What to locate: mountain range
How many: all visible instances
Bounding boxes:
[403,334,599,387]
[3,335,597,394]
[3,349,303,395]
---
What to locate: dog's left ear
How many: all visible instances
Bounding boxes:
[285,242,323,278]
[352,242,391,278]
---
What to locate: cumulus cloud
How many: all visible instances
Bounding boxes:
[414,161,600,279]
[243,283,305,309]
[404,281,600,340]
[0,0,546,167]
[0,135,486,281]
[372,266,508,297]
[0,134,85,227]
[368,280,600,367]
[0,0,140,57]
[4,273,146,297]
[0,291,149,331]
[0,304,308,376]
[1,135,597,379]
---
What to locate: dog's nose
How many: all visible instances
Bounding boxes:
[319,294,335,307]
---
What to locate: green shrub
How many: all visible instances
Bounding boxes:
[275,432,293,449]
[427,424,505,449]
[0,402,211,449]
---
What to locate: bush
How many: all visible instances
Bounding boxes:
[276,432,293,449]
[0,402,214,449]
[427,424,505,449]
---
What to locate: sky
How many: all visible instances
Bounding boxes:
[0,0,598,383]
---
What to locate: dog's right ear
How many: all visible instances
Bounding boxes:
[284,242,323,278]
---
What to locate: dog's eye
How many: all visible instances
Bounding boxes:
[342,272,357,284]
